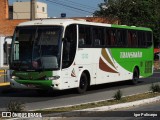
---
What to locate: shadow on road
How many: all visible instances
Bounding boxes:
[0,78,157,98]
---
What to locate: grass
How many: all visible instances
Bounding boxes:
[150,83,160,93]
[35,92,160,114]
[7,100,25,112]
[113,89,122,100]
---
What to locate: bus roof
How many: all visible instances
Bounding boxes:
[18,19,152,31]
[18,19,111,27]
[112,24,152,31]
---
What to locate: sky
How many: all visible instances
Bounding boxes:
[9,0,104,18]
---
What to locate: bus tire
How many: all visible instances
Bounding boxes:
[77,73,88,94]
[131,67,139,85]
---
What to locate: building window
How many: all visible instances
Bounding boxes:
[42,7,45,12]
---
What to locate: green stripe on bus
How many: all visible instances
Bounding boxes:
[15,79,52,88]
[111,24,152,31]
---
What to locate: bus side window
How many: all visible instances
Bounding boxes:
[146,32,152,47]
[132,32,138,47]
[117,30,126,47]
[78,25,92,47]
[128,31,132,47]
[128,31,138,47]
[138,31,146,47]
[92,27,105,47]
[105,29,111,46]
[110,30,116,46]
[79,33,85,46]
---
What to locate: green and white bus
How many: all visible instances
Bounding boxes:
[10,19,153,93]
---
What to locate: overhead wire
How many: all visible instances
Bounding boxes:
[43,0,94,15]
[57,0,97,11]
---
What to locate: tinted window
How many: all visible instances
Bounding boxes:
[138,31,146,47]
[79,25,92,47]
[146,32,152,47]
[128,31,138,47]
[106,29,117,47]
[117,29,127,47]
[92,27,105,47]
[62,24,77,68]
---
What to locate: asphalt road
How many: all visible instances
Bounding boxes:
[0,71,160,111]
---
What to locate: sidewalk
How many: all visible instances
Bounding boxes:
[43,96,160,118]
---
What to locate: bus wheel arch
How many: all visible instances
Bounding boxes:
[77,70,90,94]
[131,66,140,85]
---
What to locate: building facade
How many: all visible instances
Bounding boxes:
[13,1,48,19]
[0,0,28,67]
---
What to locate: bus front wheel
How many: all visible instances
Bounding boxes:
[77,73,88,94]
[131,67,139,85]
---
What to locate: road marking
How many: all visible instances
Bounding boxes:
[0,82,10,86]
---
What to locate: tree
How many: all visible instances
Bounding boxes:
[94,0,160,46]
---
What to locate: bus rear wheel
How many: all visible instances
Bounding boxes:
[131,67,139,85]
[77,73,88,94]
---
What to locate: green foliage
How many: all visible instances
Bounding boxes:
[150,83,160,93]
[113,89,122,100]
[7,100,25,112]
[94,0,160,46]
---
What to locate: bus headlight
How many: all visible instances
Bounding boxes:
[45,76,60,80]
[11,76,19,79]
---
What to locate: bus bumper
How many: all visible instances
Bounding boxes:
[10,79,30,89]
[10,78,61,90]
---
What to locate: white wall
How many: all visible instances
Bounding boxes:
[13,2,30,19]
[36,2,48,18]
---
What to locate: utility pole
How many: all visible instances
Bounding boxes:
[31,0,36,20]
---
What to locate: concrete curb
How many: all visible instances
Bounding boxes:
[4,96,160,120]
[42,95,160,117]
[79,96,160,112]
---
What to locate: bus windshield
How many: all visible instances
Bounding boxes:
[10,26,62,71]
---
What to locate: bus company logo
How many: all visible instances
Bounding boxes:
[120,51,142,58]
[99,48,118,73]
[71,68,76,77]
